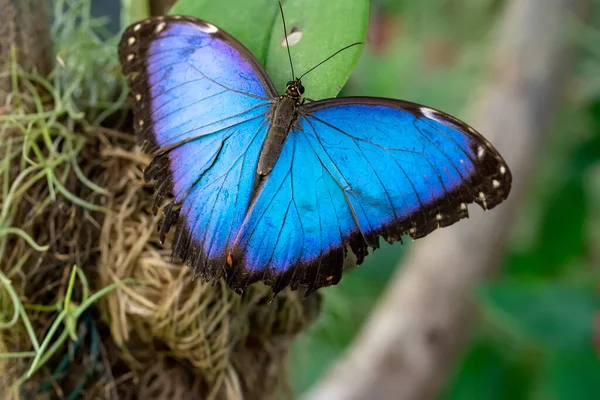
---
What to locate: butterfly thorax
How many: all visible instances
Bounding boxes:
[256,80,304,177]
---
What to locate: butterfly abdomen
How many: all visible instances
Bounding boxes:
[257,96,298,176]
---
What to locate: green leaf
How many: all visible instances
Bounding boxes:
[170,0,278,63]
[266,0,369,98]
[535,352,600,400]
[170,0,369,98]
[481,282,600,352]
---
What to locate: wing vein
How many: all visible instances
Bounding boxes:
[187,61,269,100]
[152,104,269,152]
[302,117,370,243]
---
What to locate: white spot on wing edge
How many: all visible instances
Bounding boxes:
[282,30,303,47]
[421,106,479,135]
[133,23,142,32]
[492,179,500,188]
[500,166,507,175]
[135,94,142,101]
[198,22,218,33]
[460,203,467,210]
[479,191,488,209]
[477,146,486,159]
[155,22,166,33]
[420,106,444,124]
[127,37,136,45]
[435,213,442,221]
[126,54,135,61]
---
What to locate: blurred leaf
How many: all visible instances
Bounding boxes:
[266,0,369,98]
[171,0,368,98]
[443,338,532,400]
[575,99,600,168]
[481,282,600,352]
[170,0,278,63]
[534,352,600,400]
[506,180,587,278]
[535,180,587,271]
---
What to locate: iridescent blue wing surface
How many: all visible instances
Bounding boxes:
[230,98,511,294]
[118,16,277,283]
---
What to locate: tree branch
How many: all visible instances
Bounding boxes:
[306,0,579,399]
[0,0,52,100]
[149,0,176,16]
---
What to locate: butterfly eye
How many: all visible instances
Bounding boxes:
[298,85,305,95]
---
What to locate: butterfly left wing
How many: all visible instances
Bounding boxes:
[228,97,511,294]
[118,16,277,283]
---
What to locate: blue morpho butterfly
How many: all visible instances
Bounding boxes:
[118,12,511,296]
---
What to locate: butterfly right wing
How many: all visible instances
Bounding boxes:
[119,16,276,280]
[227,97,511,294]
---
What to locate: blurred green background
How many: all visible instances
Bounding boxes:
[106,0,600,398]
[287,1,600,399]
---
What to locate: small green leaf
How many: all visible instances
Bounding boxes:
[480,282,600,352]
[170,0,279,63]
[266,0,369,98]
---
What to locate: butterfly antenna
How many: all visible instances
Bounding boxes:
[279,2,295,80]
[298,42,363,80]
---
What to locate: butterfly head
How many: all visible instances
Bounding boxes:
[285,79,305,101]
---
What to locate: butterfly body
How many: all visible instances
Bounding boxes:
[258,90,300,177]
[119,16,512,295]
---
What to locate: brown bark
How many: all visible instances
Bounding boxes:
[149,0,176,16]
[0,0,52,102]
[306,0,579,399]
